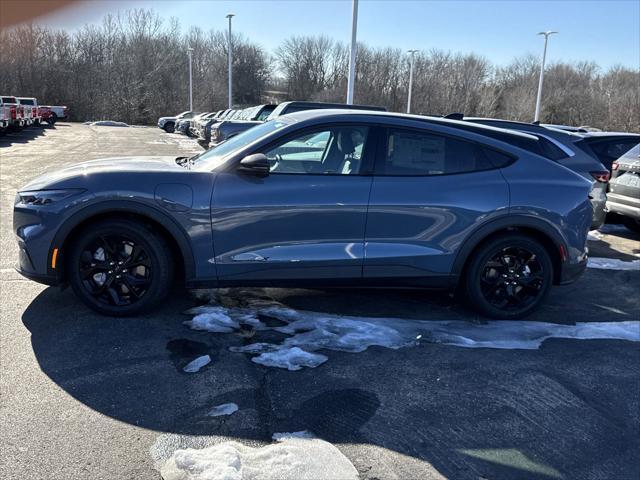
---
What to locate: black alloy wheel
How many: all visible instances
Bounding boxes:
[68,219,173,316]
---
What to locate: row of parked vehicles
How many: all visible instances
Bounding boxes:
[158,101,639,232]
[0,95,68,134]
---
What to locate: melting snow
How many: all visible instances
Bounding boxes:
[272,431,316,441]
[183,355,211,373]
[207,403,238,417]
[251,347,328,371]
[183,291,640,370]
[159,437,358,480]
[85,120,129,127]
[588,257,640,270]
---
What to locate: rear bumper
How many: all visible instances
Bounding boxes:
[607,195,640,220]
[0,120,7,128]
[559,254,588,285]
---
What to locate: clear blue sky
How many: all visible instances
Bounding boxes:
[39,0,640,69]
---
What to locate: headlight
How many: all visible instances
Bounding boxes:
[16,189,85,206]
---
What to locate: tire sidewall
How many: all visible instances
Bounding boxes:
[465,235,553,319]
[68,220,172,316]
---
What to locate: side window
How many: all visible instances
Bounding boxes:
[381,129,495,176]
[262,126,369,175]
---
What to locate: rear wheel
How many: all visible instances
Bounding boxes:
[464,234,553,319]
[68,220,173,316]
[164,121,175,133]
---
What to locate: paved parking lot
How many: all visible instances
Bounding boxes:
[1,123,639,480]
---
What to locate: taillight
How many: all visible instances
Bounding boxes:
[590,171,610,183]
[32,107,37,116]
[611,162,619,171]
[10,106,16,119]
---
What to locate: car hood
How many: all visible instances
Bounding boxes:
[159,116,176,122]
[21,156,185,191]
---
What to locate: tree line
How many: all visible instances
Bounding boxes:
[1,9,637,131]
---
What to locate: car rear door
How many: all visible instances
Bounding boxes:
[210,123,375,282]
[364,124,511,282]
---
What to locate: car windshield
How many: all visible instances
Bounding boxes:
[192,120,291,171]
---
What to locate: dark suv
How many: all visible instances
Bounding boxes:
[14,110,592,318]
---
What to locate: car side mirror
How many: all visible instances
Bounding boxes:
[238,153,270,177]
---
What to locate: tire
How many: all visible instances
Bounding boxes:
[464,234,553,319]
[47,113,58,126]
[67,219,173,316]
[164,122,175,133]
[622,217,640,234]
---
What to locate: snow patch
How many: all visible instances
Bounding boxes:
[251,346,328,371]
[207,403,238,417]
[183,355,211,373]
[587,230,605,241]
[85,120,129,127]
[588,257,640,270]
[185,292,640,368]
[272,431,316,442]
[159,437,358,480]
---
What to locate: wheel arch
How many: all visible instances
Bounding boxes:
[451,215,568,286]
[49,201,195,282]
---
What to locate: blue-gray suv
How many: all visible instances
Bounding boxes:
[13,110,593,318]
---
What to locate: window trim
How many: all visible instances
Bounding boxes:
[373,126,516,178]
[239,122,379,177]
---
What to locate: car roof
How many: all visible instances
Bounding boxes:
[281,109,540,141]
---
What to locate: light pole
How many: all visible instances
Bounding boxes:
[346,0,358,104]
[406,49,418,113]
[187,47,194,111]
[226,13,235,109]
[534,31,557,122]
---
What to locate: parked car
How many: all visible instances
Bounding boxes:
[38,106,55,125]
[189,111,218,137]
[607,144,640,233]
[176,112,207,136]
[17,97,41,126]
[13,109,592,319]
[207,104,276,147]
[0,97,12,133]
[196,109,234,147]
[573,132,640,171]
[209,101,385,147]
[460,117,611,229]
[1,95,25,129]
[40,105,69,123]
[157,111,194,133]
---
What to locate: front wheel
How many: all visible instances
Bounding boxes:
[464,234,553,319]
[163,122,175,133]
[68,219,173,316]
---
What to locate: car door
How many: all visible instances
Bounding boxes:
[364,125,511,282]
[211,123,375,282]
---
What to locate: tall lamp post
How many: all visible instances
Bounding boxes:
[226,13,235,109]
[346,0,358,104]
[187,47,194,111]
[534,31,558,122]
[406,49,418,113]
